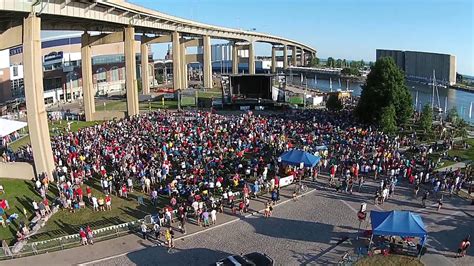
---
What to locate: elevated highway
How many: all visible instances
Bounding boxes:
[0,0,315,52]
[0,0,317,178]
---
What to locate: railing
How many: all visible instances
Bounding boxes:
[0,220,142,261]
[0,189,246,260]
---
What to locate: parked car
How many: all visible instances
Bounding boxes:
[216,252,273,266]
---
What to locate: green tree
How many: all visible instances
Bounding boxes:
[309,57,320,67]
[419,104,433,133]
[336,59,343,68]
[341,67,361,76]
[380,105,397,134]
[453,118,469,139]
[326,94,343,112]
[326,57,335,67]
[360,59,365,67]
[349,61,358,68]
[342,59,347,68]
[156,74,164,83]
[355,57,413,127]
[446,108,459,123]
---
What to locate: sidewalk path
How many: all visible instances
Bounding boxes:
[2,182,313,266]
[434,162,466,172]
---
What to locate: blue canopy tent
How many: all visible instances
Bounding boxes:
[369,210,427,257]
[279,149,320,167]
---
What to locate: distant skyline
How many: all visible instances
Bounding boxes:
[128,0,473,75]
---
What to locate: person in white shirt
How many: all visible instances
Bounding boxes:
[210,209,217,225]
[127,177,134,192]
[141,222,148,240]
[192,201,199,216]
[145,178,151,194]
[91,196,98,211]
[382,188,389,204]
[32,200,39,214]
[35,180,42,190]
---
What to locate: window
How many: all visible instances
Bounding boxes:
[10,79,24,97]
[43,78,62,91]
[12,65,18,77]
[110,66,120,82]
[66,72,80,89]
[96,67,107,83]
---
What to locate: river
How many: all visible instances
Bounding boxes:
[288,75,474,124]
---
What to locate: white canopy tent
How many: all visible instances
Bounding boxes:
[0,118,27,138]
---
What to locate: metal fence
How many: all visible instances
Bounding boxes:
[0,220,142,261]
[0,182,271,261]
[0,190,246,260]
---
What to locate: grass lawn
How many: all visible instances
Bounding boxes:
[448,138,474,162]
[424,138,474,170]
[0,177,164,244]
[197,89,222,99]
[0,178,55,245]
[7,135,30,152]
[8,120,98,152]
[34,179,162,242]
[95,100,179,112]
[356,254,423,266]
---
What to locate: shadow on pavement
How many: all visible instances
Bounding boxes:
[124,247,232,266]
[243,215,355,245]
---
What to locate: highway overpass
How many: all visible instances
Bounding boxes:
[0,0,317,177]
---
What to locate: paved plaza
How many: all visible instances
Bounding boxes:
[4,173,472,266]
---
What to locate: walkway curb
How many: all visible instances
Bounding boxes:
[78,187,318,266]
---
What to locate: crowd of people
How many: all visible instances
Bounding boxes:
[1,108,472,255]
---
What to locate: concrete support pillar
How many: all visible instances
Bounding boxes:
[292,46,297,66]
[283,45,288,70]
[23,14,55,179]
[81,32,95,121]
[141,42,150,95]
[232,44,239,74]
[300,48,305,66]
[124,26,139,116]
[180,40,188,89]
[271,46,277,74]
[248,41,255,75]
[172,31,182,91]
[203,35,213,88]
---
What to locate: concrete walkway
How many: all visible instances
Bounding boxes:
[2,182,313,266]
[434,162,466,172]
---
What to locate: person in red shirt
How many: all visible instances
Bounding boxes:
[76,186,83,202]
[86,225,94,245]
[105,194,111,210]
[121,184,128,198]
[330,165,336,180]
[79,228,88,245]
[86,186,92,203]
[43,198,51,214]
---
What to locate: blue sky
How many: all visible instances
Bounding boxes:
[129,0,474,75]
